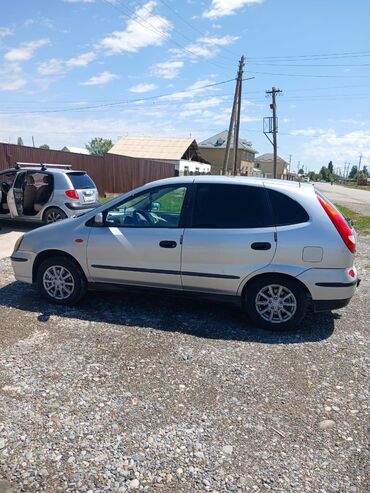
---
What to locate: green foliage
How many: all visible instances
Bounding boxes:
[86,137,113,156]
[335,204,370,235]
[39,144,50,150]
[17,137,23,146]
[298,168,304,175]
[328,161,333,173]
[362,165,368,177]
[348,165,358,179]
[319,166,331,181]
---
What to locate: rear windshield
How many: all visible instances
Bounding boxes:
[67,172,95,190]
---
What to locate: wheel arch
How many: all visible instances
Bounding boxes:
[241,272,312,303]
[42,205,68,222]
[32,249,85,283]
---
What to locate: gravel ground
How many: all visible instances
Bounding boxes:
[0,238,369,493]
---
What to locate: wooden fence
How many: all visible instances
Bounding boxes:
[0,143,175,195]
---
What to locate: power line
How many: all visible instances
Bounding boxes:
[247,50,370,61]
[248,70,370,78]
[0,78,237,115]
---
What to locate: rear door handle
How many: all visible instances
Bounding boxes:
[159,240,177,248]
[251,242,271,251]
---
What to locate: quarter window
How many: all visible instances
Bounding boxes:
[191,184,273,228]
[267,189,309,225]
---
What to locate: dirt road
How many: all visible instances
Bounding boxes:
[314,183,370,216]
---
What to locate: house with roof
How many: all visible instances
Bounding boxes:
[254,153,289,179]
[61,146,90,155]
[198,130,258,175]
[109,136,211,176]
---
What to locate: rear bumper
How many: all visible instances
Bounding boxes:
[297,267,359,313]
[313,298,352,312]
[65,202,100,211]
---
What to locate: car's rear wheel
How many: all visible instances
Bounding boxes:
[43,207,67,224]
[244,275,308,330]
[36,255,87,305]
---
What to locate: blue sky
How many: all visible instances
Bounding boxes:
[0,0,369,171]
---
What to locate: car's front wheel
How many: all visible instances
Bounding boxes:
[36,255,87,305]
[244,275,308,330]
[43,207,67,224]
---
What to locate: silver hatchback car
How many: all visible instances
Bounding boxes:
[0,163,99,224]
[11,176,359,330]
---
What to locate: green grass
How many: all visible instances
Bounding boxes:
[342,183,370,191]
[99,194,116,204]
[335,203,370,236]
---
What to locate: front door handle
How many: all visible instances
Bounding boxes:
[251,242,271,251]
[159,240,177,248]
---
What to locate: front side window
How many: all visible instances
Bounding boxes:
[191,184,273,228]
[0,172,16,193]
[105,185,188,228]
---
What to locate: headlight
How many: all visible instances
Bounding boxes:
[13,235,24,253]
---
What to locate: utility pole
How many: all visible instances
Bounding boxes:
[223,56,245,176]
[264,87,282,178]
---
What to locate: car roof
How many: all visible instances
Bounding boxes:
[143,175,313,190]
[1,167,86,174]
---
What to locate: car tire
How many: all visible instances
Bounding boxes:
[36,255,87,305]
[43,207,67,224]
[243,275,308,330]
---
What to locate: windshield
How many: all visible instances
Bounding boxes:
[67,172,95,190]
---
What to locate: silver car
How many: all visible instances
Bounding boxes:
[0,163,99,224]
[11,176,359,330]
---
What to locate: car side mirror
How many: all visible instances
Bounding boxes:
[94,212,104,226]
[152,201,161,212]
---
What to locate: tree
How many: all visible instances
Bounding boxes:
[298,168,305,175]
[319,166,330,181]
[308,171,317,181]
[348,165,358,179]
[17,137,24,146]
[328,161,334,174]
[86,137,113,156]
[39,144,50,150]
[362,165,368,177]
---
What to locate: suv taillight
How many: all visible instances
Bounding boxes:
[316,192,356,253]
[65,189,79,200]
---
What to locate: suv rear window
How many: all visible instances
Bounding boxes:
[267,189,309,226]
[191,184,273,228]
[67,172,95,190]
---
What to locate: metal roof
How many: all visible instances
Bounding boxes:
[255,153,289,165]
[109,136,197,161]
[199,130,257,153]
[61,146,90,155]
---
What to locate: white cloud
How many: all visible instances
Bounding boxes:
[0,27,14,38]
[0,64,26,91]
[299,128,370,164]
[129,83,158,93]
[81,71,119,86]
[291,127,328,138]
[179,96,226,118]
[203,0,263,19]
[151,60,184,79]
[100,1,172,54]
[5,39,49,62]
[38,51,96,75]
[161,79,218,101]
[170,35,238,60]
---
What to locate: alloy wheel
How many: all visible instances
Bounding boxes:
[255,284,297,324]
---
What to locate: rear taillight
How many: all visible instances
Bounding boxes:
[316,193,356,253]
[65,189,79,200]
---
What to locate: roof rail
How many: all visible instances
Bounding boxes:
[15,162,72,171]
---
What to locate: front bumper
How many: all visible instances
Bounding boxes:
[11,251,34,284]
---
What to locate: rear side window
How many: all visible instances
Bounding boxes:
[267,189,309,226]
[67,172,95,189]
[191,184,273,228]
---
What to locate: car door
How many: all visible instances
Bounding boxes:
[87,183,190,289]
[7,171,26,218]
[181,182,277,295]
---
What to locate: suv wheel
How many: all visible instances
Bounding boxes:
[44,207,67,224]
[36,255,87,305]
[244,275,308,330]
